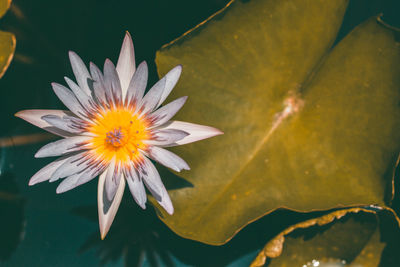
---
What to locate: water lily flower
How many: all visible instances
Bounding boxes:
[15,32,223,239]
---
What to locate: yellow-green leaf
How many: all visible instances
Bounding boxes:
[251,208,399,267]
[0,0,14,79]
[0,30,15,79]
[0,0,10,19]
[155,0,400,244]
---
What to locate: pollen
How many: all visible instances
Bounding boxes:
[87,107,151,165]
[106,127,125,147]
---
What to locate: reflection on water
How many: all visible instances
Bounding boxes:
[0,172,25,262]
[74,199,175,267]
[75,198,331,267]
[73,166,195,266]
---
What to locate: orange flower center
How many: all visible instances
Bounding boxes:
[87,107,150,166]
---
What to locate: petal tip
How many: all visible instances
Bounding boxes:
[202,127,224,139]
[14,110,35,120]
[124,31,132,40]
[138,60,148,68]
[100,231,107,240]
[50,82,59,90]
[99,219,112,240]
[169,64,182,78]
[14,110,23,118]
[172,166,181,172]
[166,205,174,215]
[68,50,78,59]
[160,196,174,215]
[210,127,224,136]
[34,148,48,158]
[104,58,115,68]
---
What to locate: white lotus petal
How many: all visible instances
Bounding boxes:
[50,152,89,181]
[56,163,104,194]
[41,114,83,134]
[125,166,146,209]
[56,173,81,194]
[140,157,163,199]
[29,156,69,186]
[148,146,190,172]
[15,109,76,137]
[64,76,93,109]
[116,32,135,98]
[156,65,182,108]
[69,51,91,95]
[149,96,187,128]
[139,77,166,115]
[141,157,174,214]
[157,121,223,146]
[144,129,188,146]
[52,83,87,119]
[35,135,91,158]
[157,187,174,215]
[74,166,103,187]
[105,158,121,201]
[98,168,126,240]
[89,62,107,104]
[104,59,123,105]
[125,61,148,106]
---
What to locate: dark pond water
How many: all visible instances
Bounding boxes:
[1,0,400,266]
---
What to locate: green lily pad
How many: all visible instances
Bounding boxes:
[0,30,15,78]
[251,207,399,267]
[0,0,10,19]
[0,0,14,79]
[155,0,400,244]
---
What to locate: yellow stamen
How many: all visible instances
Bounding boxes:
[87,107,150,166]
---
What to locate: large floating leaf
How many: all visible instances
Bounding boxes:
[0,0,15,79]
[155,0,400,244]
[251,207,400,267]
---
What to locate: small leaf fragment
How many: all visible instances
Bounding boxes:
[251,208,399,267]
[0,0,15,79]
[0,0,11,19]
